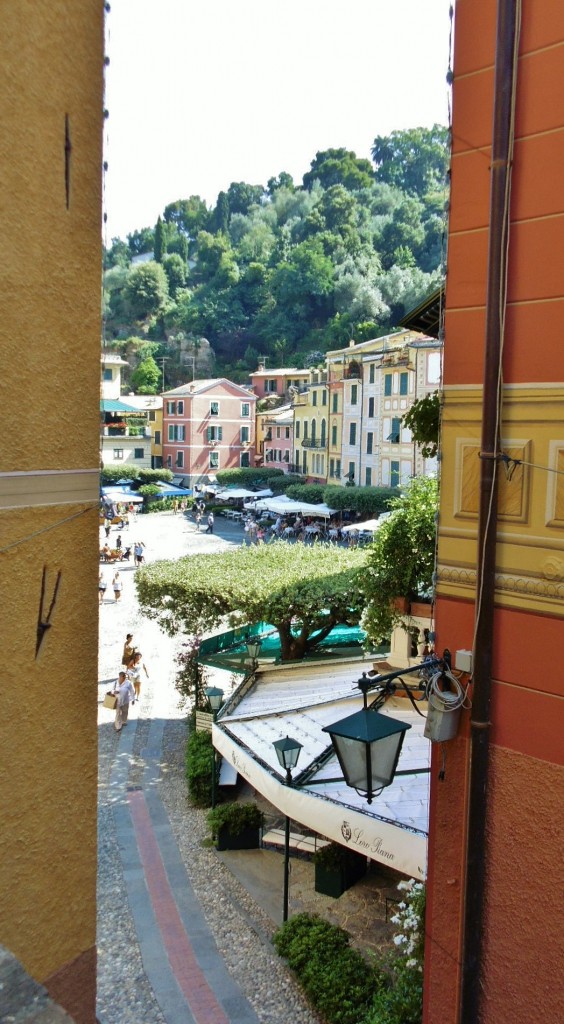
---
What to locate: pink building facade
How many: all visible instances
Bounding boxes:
[162,379,256,488]
[249,366,309,401]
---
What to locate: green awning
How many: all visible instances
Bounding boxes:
[100,399,139,413]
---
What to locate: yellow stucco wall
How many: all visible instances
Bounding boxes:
[438,385,564,617]
[0,0,104,1001]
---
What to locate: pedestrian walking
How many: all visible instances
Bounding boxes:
[99,572,107,604]
[121,633,135,666]
[126,651,149,702]
[114,671,135,732]
[104,519,111,538]
[195,512,202,531]
[134,541,145,567]
[116,534,122,550]
[112,571,123,601]
[172,499,178,515]
[206,512,214,534]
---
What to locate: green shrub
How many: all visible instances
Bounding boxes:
[137,468,174,484]
[138,484,161,496]
[185,729,214,807]
[101,466,140,485]
[206,801,264,841]
[285,483,325,504]
[216,467,284,487]
[322,486,397,519]
[267,473,306,494]
[364,880,425,1024]
[274,913,380,1024]
[145,497,176,513]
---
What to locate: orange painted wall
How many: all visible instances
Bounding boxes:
[428,1,564,1021]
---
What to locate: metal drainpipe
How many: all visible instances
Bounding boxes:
[459,1,520,1022]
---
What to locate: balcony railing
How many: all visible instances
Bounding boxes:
[301,438,326,449]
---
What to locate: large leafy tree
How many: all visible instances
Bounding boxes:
[302,148,374,192]
[371,125,450,198]
[136,542,368,661]
[131,355,161,394]
[125,261,169,321]
[163,196,209,238]
[361,476,438,644]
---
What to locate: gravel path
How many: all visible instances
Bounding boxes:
[96,510,320,1024]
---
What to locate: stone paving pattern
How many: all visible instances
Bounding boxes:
[97,509,397,1024]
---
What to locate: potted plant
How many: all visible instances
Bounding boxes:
[206,801,264,851]
[314,842,367,898]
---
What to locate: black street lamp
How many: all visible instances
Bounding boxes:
[204,686,224,808]
[246,637,262,670]
[323,673,411,804]
[273,736,303,923]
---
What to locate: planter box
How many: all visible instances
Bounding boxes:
[314,851,367,898]
[410,601,432,618]
[216,824,261,851]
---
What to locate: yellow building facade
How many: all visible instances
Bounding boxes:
[0,4,104,1022]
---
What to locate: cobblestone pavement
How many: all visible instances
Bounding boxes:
[96,510,322,1024]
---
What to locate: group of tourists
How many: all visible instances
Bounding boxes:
[113,632,150,733]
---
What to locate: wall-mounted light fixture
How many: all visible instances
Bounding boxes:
[323,657,457,804]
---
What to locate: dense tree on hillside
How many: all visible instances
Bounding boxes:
[163,196,209,239]
[125,262,169,321]
[131,355,161,394]
[372,125,449,198]
[136,542,368,661]
[103,126,449,381]
[127,226,155,256]
[303,148,374,191]
[162,253,186,297]
[154,216,165,263]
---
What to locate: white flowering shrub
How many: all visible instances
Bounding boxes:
[364,879,425,1024]
[390,879,426,972]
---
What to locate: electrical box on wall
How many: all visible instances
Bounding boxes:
[424,692,461,743]
[455,649,473,673]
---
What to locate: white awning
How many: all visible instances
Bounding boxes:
[248,496,336,518]
[213,664,429,880]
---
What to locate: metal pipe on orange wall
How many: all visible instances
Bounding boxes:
[459,2,520,1023]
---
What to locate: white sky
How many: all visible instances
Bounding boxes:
[104,0,452,241]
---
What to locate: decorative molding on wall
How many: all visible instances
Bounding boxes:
[438,565,564,600]
[453,438,531,522]
[545,441,564,527]
[0,469,99,510]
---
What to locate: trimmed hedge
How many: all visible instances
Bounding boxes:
[185,728,213,807]
[274,913,381,1024]
[267,473,306,494]
[285,484,326,504]
[215,467,284,487]
[322,485,397,518]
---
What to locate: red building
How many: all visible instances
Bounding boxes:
[162,379,256,488]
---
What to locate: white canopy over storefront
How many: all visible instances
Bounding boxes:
[216,488,273,501]
[214,660,430,879]
[246,496,336,518]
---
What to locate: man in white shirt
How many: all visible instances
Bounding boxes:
[114,671,135,732]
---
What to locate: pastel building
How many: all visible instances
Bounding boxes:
[249,364,309,401]
[256,403,294,470]
[162,379,256,487]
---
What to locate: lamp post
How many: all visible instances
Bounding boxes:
[273,736,303,923]
[246,637,262,672]
[204,686,224,809]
